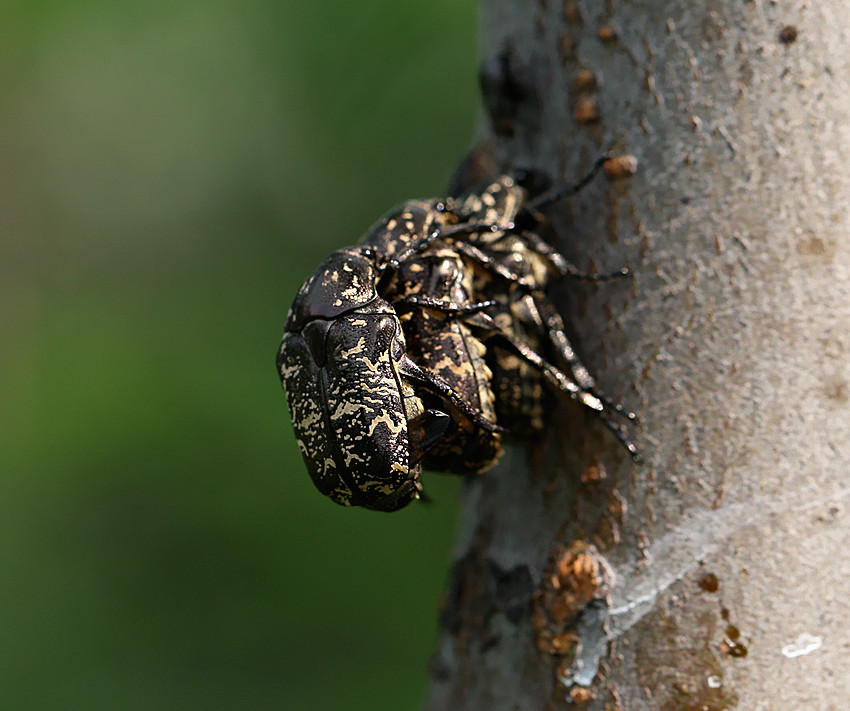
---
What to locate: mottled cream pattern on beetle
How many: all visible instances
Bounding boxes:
[277,165,637,511]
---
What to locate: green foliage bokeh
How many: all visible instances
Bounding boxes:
[0,1,478,708]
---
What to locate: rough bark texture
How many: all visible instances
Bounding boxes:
[423,2,850,709]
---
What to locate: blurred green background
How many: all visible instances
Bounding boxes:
[0,1,479,708]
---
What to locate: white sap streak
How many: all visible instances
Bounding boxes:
[608,484,850,638]
[781,633,823,659]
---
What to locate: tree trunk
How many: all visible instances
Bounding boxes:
[423,1,850,709]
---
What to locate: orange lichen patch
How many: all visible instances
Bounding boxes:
[598,26,618,43]
[532,541,610,655]
[551,630,578,655]
[553,547,602,613]
[581,459,607,483]
[569,686,596,704]
[564,1,582,25]
[609,489,627,521]
[604,155,638,179]
[574,69,597,92]
[574,97,600,124]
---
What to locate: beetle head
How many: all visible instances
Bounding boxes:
[285,248,381,333]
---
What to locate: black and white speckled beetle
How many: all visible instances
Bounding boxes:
[278,245,502,512]
[277,156,637,511]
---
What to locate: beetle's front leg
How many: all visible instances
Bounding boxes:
[399,356,504,435]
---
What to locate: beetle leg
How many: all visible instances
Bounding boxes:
[510,292,596,391]
[526,152,612,212]
[528,296,637,422]
[437,225,630,287]
[463,309,639,459]
[508,293,637,422]
[385,212,579,285]
[464,310,585,398]
[399,355,506,434]
[507,228,571,274]
[393,295,497,315]
[407,409,452,466]
[450,241,536,288]
[386,217,519,272]
[439,220,516,241]
[384,227,443,271]
[487,328,639,460]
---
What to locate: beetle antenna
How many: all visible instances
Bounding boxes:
[526,152,612,212]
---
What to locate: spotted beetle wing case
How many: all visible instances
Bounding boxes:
[278,249,426,512]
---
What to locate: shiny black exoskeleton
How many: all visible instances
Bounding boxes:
[277,155,638,512]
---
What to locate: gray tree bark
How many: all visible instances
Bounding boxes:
[423,2,850,709]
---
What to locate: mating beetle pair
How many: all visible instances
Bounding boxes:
[277,156,637,511]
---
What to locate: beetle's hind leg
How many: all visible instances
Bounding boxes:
[439,227,630,293]
[482,323,640,460]
[518,293,637,423]
[515,230,631,281]
[526,152,612,212]
[399,355,505,435]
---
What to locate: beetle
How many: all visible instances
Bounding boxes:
[278,246,503,511]
[278,156,638,511]
[386,243,505,475]
[442,166,639,457]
